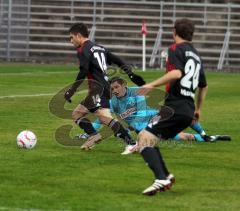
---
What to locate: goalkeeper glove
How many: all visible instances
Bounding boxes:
[128,73,145,86]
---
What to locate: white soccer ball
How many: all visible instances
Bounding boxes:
[16,130,37,149]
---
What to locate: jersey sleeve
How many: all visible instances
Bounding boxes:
[109,99,114,113]
[76,50,91,81]
[106,50,132,75]
[168,47,184,73]
[109,97,118,113]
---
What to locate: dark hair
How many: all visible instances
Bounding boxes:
[69,23,89,38]
[109,77,126,85]
[174,19,195,41]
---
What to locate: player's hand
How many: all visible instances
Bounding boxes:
[136,84,154,96]
[128,73,146,86]
[64,88,75,103]
[192,110,200,124]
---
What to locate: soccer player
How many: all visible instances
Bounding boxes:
[136,18,208,195]
[64,23,145,151]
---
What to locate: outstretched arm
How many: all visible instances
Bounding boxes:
[107,52,145,86]
[137,69,182,95]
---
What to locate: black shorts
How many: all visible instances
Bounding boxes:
[145,113,193,140]
[80,79,110,113]
[81,93,110,113]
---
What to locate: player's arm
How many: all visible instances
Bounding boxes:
[106,51,145,86]
[149,70,182,87]
[64,54,90,102]
[137,70,182,95]
[194,85,208,121]
[194,66,208,121]
[138,46,184,95]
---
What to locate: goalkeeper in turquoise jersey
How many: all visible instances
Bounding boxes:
[76,77,211,153]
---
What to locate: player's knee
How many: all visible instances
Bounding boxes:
[138,130,158,150]
[72,110,84,121]
[98,116,112,125]
[95,109,113,125]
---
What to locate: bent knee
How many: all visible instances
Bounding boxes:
[138,130,158,149]
[95,109,113,125]
[72,110,84,121]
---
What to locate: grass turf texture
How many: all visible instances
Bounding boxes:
[0,63,239,210]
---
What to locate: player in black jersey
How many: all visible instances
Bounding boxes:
[137,19,208,195]
[64,23,145,150]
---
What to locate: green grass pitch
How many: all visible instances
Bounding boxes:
[0,63,239,210]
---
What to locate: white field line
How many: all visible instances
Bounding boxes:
[0,90,87,99]
[0,206,41,211]
[0,93,55,99]
[0,71,76,76]
[0,206,69,211]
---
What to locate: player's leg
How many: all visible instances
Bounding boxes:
[72,104,97,135]
[72,104,102,149]
[190,121,226,142]
[173,132,205,142]
[173,132,195,141]
[75,118,102,140]
[191,121,206,136]
[138,130,171,195]
[140,114,192,195]
[95,108,137,153]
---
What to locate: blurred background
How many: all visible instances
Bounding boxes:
[0,0,239,71]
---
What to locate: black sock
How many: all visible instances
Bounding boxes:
[154,146,170,176]
[108,119,135,145]
[75,117,97,135]
[141,147,167,180]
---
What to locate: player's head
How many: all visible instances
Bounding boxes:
[69,23,89,47]
[173,18,195,42]
[110,77,127,98]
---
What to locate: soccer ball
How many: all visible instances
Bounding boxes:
[16,130,37,149]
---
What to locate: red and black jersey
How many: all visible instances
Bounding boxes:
[75,40,131,99]
[165,42,207,116]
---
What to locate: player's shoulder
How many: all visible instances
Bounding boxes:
[169,43,178,52]
[110,95,118,105]
[127,87,139,96]
[110,95,119,111]
[169,42,192,52]
[168,43,183,58]
[77,40,93,55]
[89,42,107,53]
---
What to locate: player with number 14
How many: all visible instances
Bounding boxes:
[64,23,145,151]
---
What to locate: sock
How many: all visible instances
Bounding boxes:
[108,119,135,145]
[173,133,181,141]
[191,122,206,136]
[75,117,97,135]
[141,147,167,180]
[154,146,170,176]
